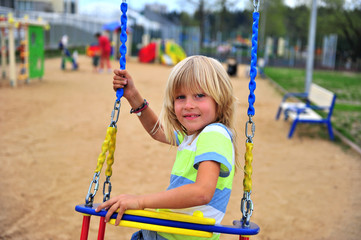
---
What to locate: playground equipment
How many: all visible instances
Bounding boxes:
[138,40,187,66]
[0,13,49,87]
[86,45,101,57]
[75,1,261,239]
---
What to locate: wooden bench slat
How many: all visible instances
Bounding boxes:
[309,84,335,109]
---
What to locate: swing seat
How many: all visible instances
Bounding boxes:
[75,204,260,237]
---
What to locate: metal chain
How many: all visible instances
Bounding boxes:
[100,0,128,203]
[110,100,121,128]
[241,1,260,227]
[245,116,256,143]
[84,1,128,206]
[253,0,260,12]
[241,191,254,227]
[103,176,112,202]
[85,172,101,207]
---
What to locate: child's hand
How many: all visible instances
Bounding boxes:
[113,69,136,100]
[95,194,144,226]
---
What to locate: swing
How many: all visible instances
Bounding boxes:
[75,1,261,239]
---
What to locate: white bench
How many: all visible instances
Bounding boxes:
[276,83,337,140]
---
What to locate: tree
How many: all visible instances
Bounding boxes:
[285,5,309,48]
[191,0,208,49]
[263,0,287,38]
[214,0,238,42]
[319,0,361,61]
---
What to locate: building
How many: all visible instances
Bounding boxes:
[0,0,78,14]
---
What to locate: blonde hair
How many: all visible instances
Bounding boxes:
[158,55,240,170]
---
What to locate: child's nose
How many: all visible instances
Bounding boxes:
[184,98,195,109]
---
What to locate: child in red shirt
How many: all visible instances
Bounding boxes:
[95,32,112,72]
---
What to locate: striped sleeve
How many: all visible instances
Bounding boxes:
[194,124,234,177]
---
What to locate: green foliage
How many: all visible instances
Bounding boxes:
[317,6,361,60]
[284,5,309,45]
[179,12,198,26]
[177,1,360,64]
[263,0,287,37]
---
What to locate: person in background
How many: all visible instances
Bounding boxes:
[95,32,112,73]
[58,35,78,70]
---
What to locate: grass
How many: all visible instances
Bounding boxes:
[264,67,361,147]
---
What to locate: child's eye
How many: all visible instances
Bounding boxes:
[176,95,185,99]
[196,94,205,98]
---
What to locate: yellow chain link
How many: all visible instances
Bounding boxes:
[105,127,117,177]
[243,142,253,192]
[95,127,117,174]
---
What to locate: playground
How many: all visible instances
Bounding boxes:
[0,55,360,239]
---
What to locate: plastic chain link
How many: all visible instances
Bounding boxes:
[247,11,259,117]
[243,142,253,192]
[105,127,117,177]
[116,1,128,101]
[95,127,117,175]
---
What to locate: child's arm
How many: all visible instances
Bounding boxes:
[95,160,220,226]
[113,69,169,144]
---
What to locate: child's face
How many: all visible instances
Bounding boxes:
[174,87,217,135]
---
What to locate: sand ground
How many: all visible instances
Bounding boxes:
[0,55,360,240]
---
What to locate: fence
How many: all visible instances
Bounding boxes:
[1,8,204,59]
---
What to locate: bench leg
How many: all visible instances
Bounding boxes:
[288,120,298,138]
[327,121,335,140]
[275,106,282,120]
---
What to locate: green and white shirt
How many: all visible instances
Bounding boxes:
[159,123,235,240]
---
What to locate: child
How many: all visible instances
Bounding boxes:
[95,32,112,73]
[96,55,240,240]
[92,47,100,73]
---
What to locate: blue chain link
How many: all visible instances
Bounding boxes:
[247,11,259,116]
[116,2,128,101]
